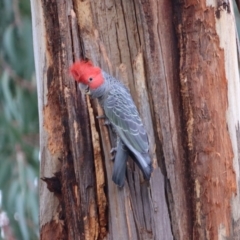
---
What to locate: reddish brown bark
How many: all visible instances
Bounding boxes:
[176,2,236,239]
[31,0,240,239]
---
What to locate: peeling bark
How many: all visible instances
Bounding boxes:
[175,1,239,239]
[31,0,240,239]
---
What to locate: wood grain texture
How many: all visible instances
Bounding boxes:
[73,0,175,239]
[215,2,240,239]
[31,0,181,238]
[175,1,239,239]
[31,0,240,239]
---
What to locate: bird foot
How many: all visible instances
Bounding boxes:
[110,147,117,154]
[104,120,111,126]
[110,147,117,161]
[96,115,105,119]
[96,115,111,126]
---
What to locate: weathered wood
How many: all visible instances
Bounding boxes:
[73,0,175,238]
[136,1,191,238]
[32,0,100,239]
[31,0,240,239]
[175,0,240,239]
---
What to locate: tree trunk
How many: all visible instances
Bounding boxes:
[31,0,240,239]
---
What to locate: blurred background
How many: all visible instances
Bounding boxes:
[0,0,240,240]
[0,0,39,239]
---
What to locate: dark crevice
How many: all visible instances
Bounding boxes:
[172,1,201,239]
[72,0,86,60]
[90,99,109,239]
[164,178,177,240]
[68,15,75,62]
[132,0,142,46]
[115,22,122,64]
[119,0,134,85]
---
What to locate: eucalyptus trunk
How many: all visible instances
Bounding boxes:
[31,0,240,239]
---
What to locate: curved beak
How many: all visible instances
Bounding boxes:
[85,86,90,94]
[78,83,90,95]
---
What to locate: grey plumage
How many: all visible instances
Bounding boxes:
[88,71,153,186]
[112,139,128,187]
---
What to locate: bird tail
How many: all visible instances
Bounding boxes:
[112,140,128,187]
[130,152,153,180]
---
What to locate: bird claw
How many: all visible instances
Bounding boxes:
[110,147,117,154]
[104,120,111,126]
[96,115,111,126]
[110,147,117,161]
[96,115,105,119]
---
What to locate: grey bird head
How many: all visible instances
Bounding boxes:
[87,77,109,99]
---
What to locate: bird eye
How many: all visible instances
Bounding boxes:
[89,77,93,82]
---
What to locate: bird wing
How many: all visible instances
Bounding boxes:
[103,86,149,154]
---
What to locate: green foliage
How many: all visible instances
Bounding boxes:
[0,0,39,239]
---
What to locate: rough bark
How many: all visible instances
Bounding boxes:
[175,0,240,239]
[31,0,240,239]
